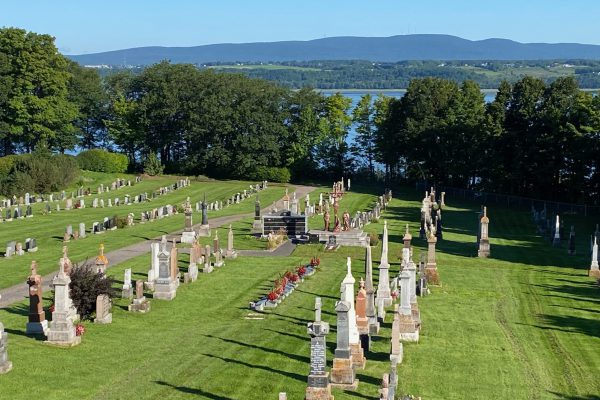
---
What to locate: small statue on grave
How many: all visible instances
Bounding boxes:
[333,198,340,216]
[333,215,341,233]
[343,210,350,231]
[323,210,330,231]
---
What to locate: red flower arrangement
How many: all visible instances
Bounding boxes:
[289,273,299,283]
[267,291,279,301]
[310,257,320,266]
[75,324,85,336]
[297,266,307,277]
[49,303,55,313]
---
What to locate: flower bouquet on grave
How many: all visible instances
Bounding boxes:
[267,291,279,302]
[310,256,321,267]
[289,273,299,283]
[75,323,86,336]
[297,266,307,277]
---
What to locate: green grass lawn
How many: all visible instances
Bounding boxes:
[0,184,598,399]
[0,173,288,289]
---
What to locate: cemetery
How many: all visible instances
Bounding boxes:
[0,173,597,399]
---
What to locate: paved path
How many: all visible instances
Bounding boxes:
[0,185,315,308]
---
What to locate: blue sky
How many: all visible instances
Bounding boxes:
[1,0,598,54]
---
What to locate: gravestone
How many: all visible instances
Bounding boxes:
[95,244,109,273]
[589,238,600,278]
[122,268,133,298]
[553,215,561,247]
[25,238,38,252]
[26,261,48,335]
[79,223,86,239]
[26,205,32,218]
[0,320,12,374]
[568,226,576,255]
[225,224,238,259]
[355,278,370,350]
[153,241,177,300]
[93,294,112,324]
[390,304,404,366]
[330,299,357,389]
[203,244,213,273]
[305,297,333,400]
[342,257,365,369]
[188,258,198,282]
[146,242,160,289]
[4,241,15,258]
[398,270,419,342]
[181,197,196,243]
[129,280,151,313]
[425,233,440,285]
[364,245,379,334]
[15,243,24,256]
[376,221,392,307]
[478,207,491,258]
[46,260,80,346]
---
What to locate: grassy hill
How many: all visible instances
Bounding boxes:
[0,181,598,399]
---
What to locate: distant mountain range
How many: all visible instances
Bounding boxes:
[67,34,600,66]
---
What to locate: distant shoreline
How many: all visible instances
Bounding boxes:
[317,88,600,93]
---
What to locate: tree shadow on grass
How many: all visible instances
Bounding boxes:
[203,334,309,364]
[201,353,305,383]
[154,381,233,399]
[295,288,339,301]
[547,392,600,400]
[263,327,307,342]
[532,281,600,303]
[5,328,45,341]
[2,303,29,317]
[532,314,600,339]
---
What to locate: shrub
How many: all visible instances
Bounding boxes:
[143,152,164,176]
[76,149,128,173]
[69,263,117,321]
[368,232,380,247]
[115,215,128,229]
[0,153,79,196]
[252,166,291,183]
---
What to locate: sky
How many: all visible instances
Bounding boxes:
[1,0,598,54]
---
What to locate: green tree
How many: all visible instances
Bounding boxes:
[316,93,352,178]
[351,94,376,177]
[66,60,108,149]
[0,27,77,153]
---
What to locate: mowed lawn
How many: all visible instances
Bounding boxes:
[0,185,598,399]
[0,173,288,289]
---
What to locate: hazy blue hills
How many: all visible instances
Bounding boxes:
[67,34,600,65]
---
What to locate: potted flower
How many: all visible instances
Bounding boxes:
[267,291,279,302]
[290,273,299,283]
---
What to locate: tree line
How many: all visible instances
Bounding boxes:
[362,77,600,204]
[2,27,600,204]
[0,28,353,182]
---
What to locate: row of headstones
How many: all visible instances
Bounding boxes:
[305,225,430,399]
[0,176,142,210]
[4,238,37,257]
[0,205,33,221]
[194,181,267,214]
[531,209,583,254]
[419,188,444,241]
